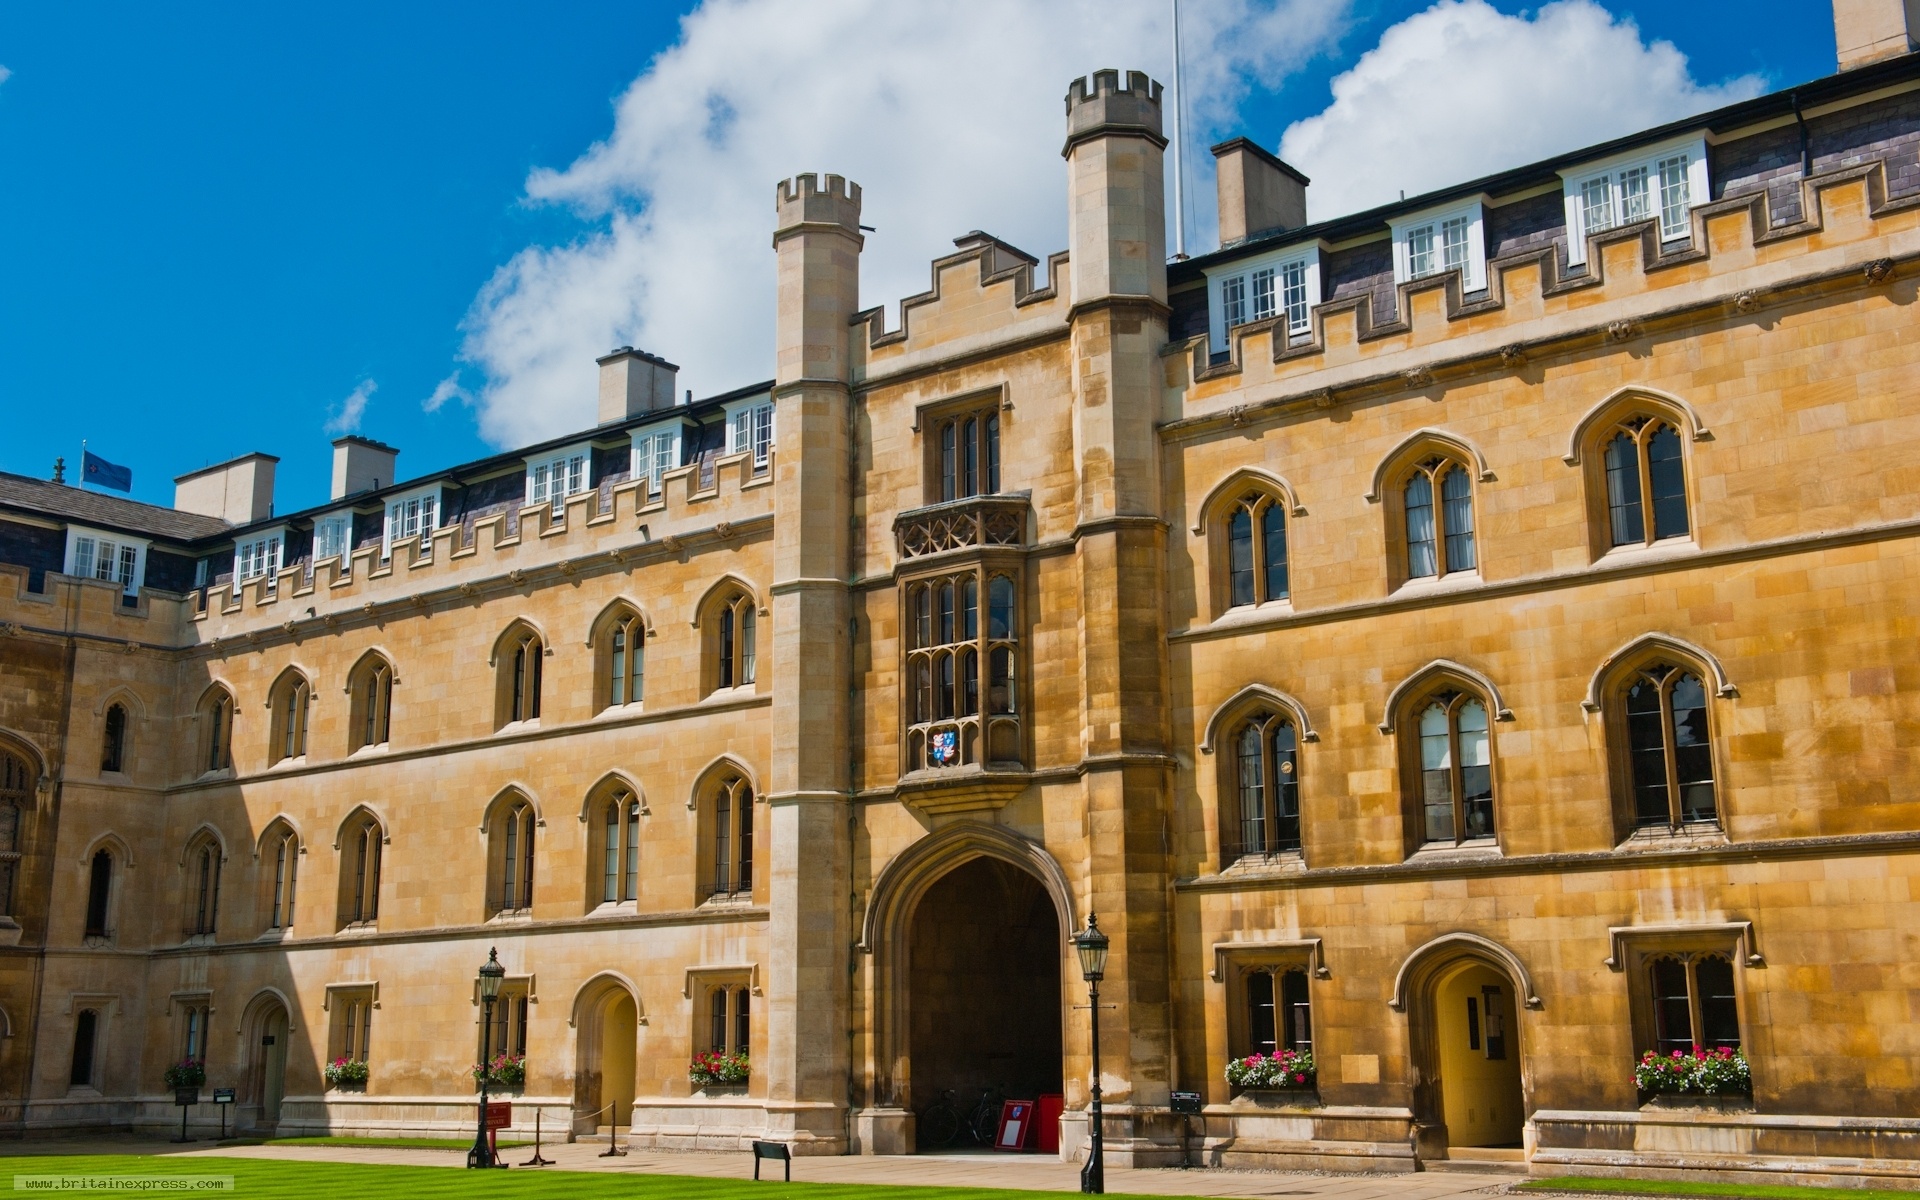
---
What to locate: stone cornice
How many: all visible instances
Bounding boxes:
[1170,514,1920,645]
[139,901,770,959]
[162,691,772,797]
[1176,829,1920,895]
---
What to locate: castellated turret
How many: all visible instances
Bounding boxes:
[1063,68,1165,150]
[773,172,862,237]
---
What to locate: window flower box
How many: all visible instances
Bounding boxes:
[689,1050,749,1090]
[471,1053,525,1092]
[1635,1047,1750,1100]
[324,1057,369,1090]
[1224,1048,1316,1094]
[163,1059,206,1089]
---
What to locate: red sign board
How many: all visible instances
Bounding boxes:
[994,1099,1038,1152]
[485,1102,513,1130]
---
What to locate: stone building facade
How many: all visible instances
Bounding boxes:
[1,2,1919,1186]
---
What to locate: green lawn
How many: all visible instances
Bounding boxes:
[0,1154,1160,1199]
[1523,1176,1918,1200]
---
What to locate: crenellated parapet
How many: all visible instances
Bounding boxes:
[1172,159,1920,437]
[179,448,777,648]
[852,234,1069,383]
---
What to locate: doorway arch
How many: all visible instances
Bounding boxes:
[239,990,292,1132]
[861,823,1075,1148]
[571,974,640,1136]
[1394,933,1537,1157]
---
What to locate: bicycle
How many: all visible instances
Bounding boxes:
[916,1089,962,1150]
[963,1085,1005,1146]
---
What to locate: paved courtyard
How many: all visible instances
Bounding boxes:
[0,1135,1523,1199]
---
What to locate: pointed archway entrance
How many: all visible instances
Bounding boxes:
[857,822,1077,1155]
[907,857,1062,1147]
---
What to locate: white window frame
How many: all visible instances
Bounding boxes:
[725,398,775,468]
[1391,197,1488,293]
[1204,243,1323,352]
[1559,134,1709,267]
[382,486,441,561]
[311,512,352,564]
[63,526,148,597]
[630,423,686,498]
[232,526,286,595]
[525,442,593,514]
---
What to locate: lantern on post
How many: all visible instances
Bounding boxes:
[1073,913,1110,1194]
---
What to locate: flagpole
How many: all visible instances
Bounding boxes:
[79,439,86,489]
[1170,0,1187,260]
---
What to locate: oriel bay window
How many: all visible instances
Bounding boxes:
[1603,417,1690,547]
[1621,663,1718,830]
[904,569,1020,770]
[1227,712,1301,864]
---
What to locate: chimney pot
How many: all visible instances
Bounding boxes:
[597,348,680,423]
[1212,138,1309,247]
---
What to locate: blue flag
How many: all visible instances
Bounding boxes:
[82,450,132,492]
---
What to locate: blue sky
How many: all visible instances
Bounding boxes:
[0,2,1835,513]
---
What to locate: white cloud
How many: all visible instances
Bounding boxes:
[326,379,376,435]
[0,66,12,87]
[1279,0,1765,221]
[459,0,1349,448]
[421,372,470,413]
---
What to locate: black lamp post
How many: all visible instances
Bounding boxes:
[467,947,507,1169]
[1073,912,1110,1195]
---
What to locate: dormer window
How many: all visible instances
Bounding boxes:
[312,514,351,563]
[1206,245,1320,352]
[527,446,590,514]
[1391,198,1487,292]
[1560,135,1707,267]
[64,526,147,598]
[631,425,683,498]
[233,529,284,594]
[727,399,774,470]
[382,487,440,560]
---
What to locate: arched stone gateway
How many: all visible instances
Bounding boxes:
[857,823,1075,1154]
[1393,933,1538,1161]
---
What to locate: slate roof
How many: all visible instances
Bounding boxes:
[0,471,231,543]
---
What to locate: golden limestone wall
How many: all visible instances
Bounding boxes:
[4,63,1919,1187]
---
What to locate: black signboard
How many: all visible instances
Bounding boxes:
[174,1086,200,1107]
[212,1088,235,1105]
[1169,1091,1202,1114]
